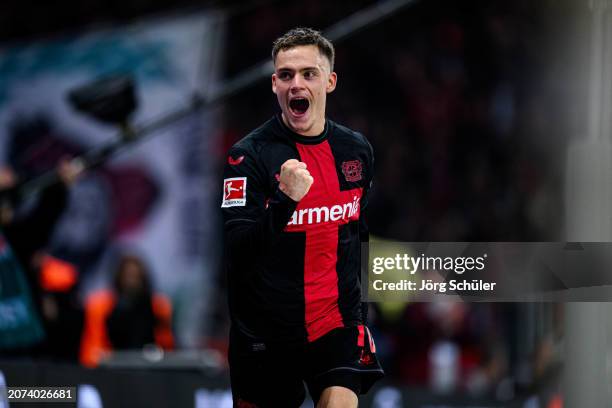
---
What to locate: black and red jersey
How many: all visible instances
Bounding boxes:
[222,114,373,345]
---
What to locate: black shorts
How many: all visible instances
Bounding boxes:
[229,325,384,408]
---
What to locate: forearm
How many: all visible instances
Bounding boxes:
[224,188,296,254]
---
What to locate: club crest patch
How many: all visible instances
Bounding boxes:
[222,177,247,207]
[341,160,363,182]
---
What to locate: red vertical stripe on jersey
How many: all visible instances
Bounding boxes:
[296,141,344,342]
[357,325,365,347]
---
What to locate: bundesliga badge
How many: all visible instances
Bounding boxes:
[341,160,363,182]
[222,177,247,207]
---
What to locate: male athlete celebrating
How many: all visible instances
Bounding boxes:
[222,27,383,407]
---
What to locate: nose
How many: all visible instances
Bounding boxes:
[290,74,306,92]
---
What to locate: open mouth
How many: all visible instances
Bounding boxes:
[289,98,309,116]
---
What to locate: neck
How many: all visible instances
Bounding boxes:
[281,113,325,136]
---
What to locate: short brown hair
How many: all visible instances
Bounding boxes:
[272,27,335,71]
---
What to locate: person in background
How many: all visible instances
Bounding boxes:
[80,253,174,367]
[1,159,83,295]
[37,254,83,361]
[0,158,85,360]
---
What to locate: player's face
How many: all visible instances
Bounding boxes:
[272,45,337,136]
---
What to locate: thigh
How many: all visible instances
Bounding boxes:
[304,326,384,405]
[316,386,358,408]
[229,331,306,408]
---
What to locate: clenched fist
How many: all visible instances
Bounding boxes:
[278,159,313,202]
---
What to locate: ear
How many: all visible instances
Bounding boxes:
[272,73,278,94]
[326,71,337,94]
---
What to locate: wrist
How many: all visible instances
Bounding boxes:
[276,186,298,204]
[278,182,297,201]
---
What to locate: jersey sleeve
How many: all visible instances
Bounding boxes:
[221,146,297,255]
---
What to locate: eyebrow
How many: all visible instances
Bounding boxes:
[276,66,321,73]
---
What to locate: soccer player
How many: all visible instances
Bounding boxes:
[222,27,383,408]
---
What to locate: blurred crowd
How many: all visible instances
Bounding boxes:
[0,163,174,366]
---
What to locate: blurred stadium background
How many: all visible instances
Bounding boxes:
[0,0,606,406]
